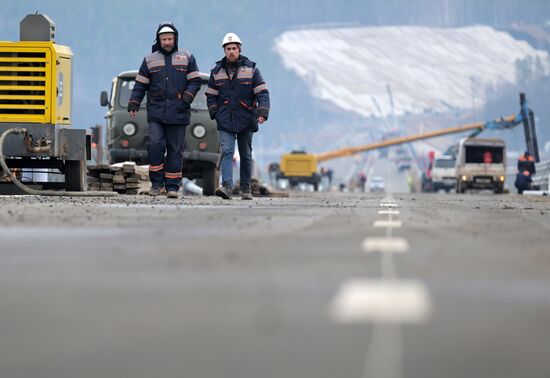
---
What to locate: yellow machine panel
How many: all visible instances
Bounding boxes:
[280,152,318,177]
[0,41,72,125]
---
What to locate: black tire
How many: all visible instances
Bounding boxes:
[202,166,218,196]
[64,160,87,191]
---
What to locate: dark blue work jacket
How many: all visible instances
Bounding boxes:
[128,49,201,125]
[206,55,270,133]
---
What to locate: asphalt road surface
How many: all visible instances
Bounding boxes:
[1,187,549,378]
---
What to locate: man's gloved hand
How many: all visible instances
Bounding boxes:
[128,101,140,118]
[255,107,268,124]
[128,101,139,113]
[208,105,218,120]
[182,92,194,106]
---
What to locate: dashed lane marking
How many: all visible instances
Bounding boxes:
[330,279,432,323]
[362,237,409,254]
[373,220,403,228]
[378,210,400,215]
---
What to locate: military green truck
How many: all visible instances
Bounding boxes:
[100,71,219,195]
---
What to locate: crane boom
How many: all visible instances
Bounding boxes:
[315,115,518,162]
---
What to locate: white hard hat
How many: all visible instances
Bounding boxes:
[158,25,176,35]
[222,32,242,47]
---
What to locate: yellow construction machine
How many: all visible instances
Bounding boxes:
[0,14,91,193]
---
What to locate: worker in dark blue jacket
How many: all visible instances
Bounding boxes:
[515,170,533,194]
[128,22,201,198]
[518,151,536,176]
[206,33,270,200]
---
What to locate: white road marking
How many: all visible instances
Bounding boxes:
[356,196,414,378]
[378,210,400,215]
[362,237,409,254]
[373,220,403,228]
[331,279,432,323]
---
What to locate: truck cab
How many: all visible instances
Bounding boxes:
[455,137,506,194]
[431,155,456,192]
[100,71,219,195]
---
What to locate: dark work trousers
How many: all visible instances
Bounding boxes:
[148,121,186,192]
[219,130,253,189]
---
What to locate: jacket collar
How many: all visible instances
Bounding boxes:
[215,55,255,73]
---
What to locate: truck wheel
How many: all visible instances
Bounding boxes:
[65,160,87,191]
[202,167,218,196]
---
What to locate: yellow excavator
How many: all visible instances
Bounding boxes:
[278,93,538,190]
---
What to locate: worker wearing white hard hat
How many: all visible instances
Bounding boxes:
[221,32,242,48]
[206,32,270,200]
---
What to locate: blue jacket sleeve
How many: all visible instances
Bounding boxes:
[128,58,150,112]
[182,54,201,105]
[205,72,219,120]
[252,67,270,120]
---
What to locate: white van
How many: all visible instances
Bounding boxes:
[431,155,456,192]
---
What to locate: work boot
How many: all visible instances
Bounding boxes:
[166,190,178,199]
[149,187,163,196]
[241,185,253,200]
[215,183,233,200]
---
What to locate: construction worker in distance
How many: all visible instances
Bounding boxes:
[517,150,536,176]
[514,170,532,194]
[206,32,270,200]
[128,22,201,198]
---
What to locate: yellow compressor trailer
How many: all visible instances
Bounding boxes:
[0,14,89,192]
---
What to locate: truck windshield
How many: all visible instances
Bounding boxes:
[192,83,208,110]
[118,79,146,108]
[117,78,208,111]
[435,159,455,168]
[465,146,504,164]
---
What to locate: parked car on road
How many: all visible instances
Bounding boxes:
[368,176,386,192]
[431,155,456,192]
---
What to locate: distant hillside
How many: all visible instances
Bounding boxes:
[275,25,550,118]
